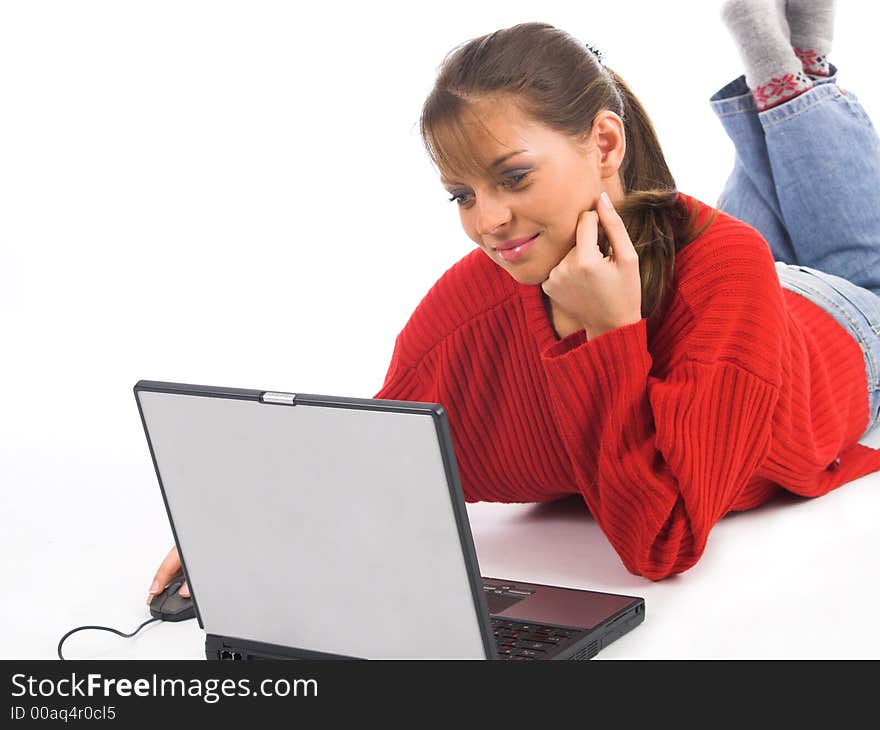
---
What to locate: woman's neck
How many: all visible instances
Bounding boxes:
[542,291,584,340]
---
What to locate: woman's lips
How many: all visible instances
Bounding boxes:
[496,233,539,262]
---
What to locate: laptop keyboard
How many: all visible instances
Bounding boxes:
[491,618,577,660]
[483,581,582,659]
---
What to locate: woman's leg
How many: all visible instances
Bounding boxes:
[716,0,880,294]
[713,0,810,262]
[710,73,799,264]
[759,67,880,295]
[711,64,880,295]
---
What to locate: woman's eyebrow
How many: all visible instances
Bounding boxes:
[440,149,528,186]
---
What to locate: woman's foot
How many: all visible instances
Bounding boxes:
[721,0,813,111]
[786,0,837,77]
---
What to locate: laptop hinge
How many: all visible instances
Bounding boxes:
[260,391,297,405]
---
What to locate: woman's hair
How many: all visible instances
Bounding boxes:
[419,22,718,320]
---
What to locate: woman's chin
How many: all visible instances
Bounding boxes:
[518,272,550,286]
[482,247,556,286]
[497,264,551,287]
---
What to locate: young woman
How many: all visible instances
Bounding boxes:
[148,0,880,597]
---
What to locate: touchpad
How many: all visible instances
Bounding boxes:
[483,584,536,614]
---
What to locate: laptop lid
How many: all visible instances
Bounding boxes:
[134,380,496,659]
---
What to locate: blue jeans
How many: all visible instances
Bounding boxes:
[709,64,880,444]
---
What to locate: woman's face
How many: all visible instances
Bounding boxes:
[440,99,625,286]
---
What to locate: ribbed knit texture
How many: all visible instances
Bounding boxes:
[374,192,880,581]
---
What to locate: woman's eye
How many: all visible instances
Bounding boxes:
[505,171,529,186]
[446,171,530,206]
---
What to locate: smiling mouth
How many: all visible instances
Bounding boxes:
[494,233,539,252]
[494,233,540,262]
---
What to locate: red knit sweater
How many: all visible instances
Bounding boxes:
[373,192,880,580]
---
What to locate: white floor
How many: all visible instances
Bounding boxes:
[4,432,879,661]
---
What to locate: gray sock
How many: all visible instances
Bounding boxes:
[721,0,812,110]
[786,0,837,76]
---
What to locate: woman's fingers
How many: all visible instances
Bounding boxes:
[147,545,182,605]
[597,192,638,263]
[542,193,642,340]
[573,208,603,263]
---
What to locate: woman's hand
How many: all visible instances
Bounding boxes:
[541,192,642,340]
[147,545,190,605]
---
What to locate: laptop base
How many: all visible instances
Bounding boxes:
[206,633,366,661]
[205,603,644,661]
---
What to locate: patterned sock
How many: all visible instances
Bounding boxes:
[721,0,813,111]
[786,0,836,77]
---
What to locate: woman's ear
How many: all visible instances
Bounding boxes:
[592,110,626,176]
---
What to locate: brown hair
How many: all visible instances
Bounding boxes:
[419,22,718,320]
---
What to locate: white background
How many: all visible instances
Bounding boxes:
[2,1,879,660]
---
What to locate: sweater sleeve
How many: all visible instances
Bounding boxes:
[540,295,783,580]
[371,330,433,403]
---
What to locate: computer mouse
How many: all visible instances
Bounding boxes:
[149,575,196,622]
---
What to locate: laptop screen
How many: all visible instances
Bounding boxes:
[136,387,489,659]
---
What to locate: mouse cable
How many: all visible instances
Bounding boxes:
[57,617,161,661]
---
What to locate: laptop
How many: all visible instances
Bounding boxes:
[134,379,645,660]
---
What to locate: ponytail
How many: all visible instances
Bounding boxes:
[605,67,718,320]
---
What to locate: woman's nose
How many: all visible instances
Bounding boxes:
[475,195,512,237]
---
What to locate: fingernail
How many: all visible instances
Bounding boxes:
[149,579,160,594]
[600,192,613,209]
[180,587,190,598]
[146,594,153,605]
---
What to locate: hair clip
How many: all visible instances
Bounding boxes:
[585,42,604,66]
